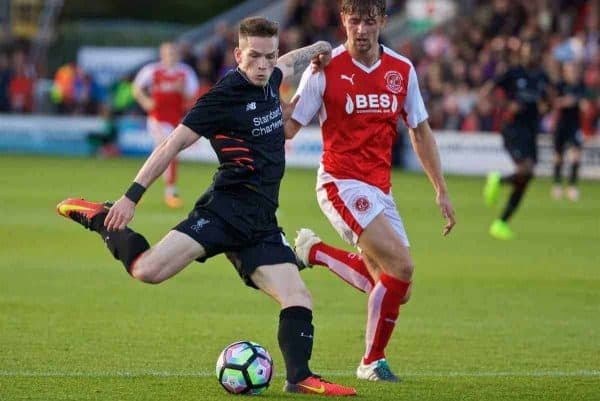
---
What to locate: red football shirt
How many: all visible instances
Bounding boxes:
[133,62,199,126]
[292,45,428,193]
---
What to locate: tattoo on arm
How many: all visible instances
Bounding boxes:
[278,41,331,77]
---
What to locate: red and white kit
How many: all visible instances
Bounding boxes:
[292,45,428,246]
[133,61,199,141]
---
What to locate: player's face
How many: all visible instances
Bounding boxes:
[235,36,279,87]
[563,63,579,83]
[341,11,386,55]
[160,43,179,67]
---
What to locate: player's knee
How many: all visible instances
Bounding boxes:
[391,262,414,282]
[400,284,412,305]
[130,260,164,284]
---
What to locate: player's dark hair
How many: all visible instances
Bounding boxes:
[339,0,386,18]
[239,16,279,40]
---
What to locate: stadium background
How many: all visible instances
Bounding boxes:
[0,1,598,400]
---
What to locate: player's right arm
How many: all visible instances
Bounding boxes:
[285,66,325,139]
[132,64,156,112]
[104,124,200,231]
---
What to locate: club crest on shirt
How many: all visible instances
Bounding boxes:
[353,195,371,213]
[384,71,404,94]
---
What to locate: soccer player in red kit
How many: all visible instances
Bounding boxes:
[133,42,199,208]
[285,0,456,382]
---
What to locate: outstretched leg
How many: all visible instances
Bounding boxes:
[56,198,203,281]
[294,228,374,293]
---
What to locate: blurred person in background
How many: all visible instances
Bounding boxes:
[551,62,587,201]
[132,42,199,208]
[482,41,552,240]
[0,51,11,112]
[286,0,456,382]
[51,62,98,115]
[8,49,35,113]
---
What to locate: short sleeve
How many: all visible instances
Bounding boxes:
[132,63,154,90]
[291,66,325,126]
[403,65,429,128]
[183,64,200,97]
[181,89,226,138]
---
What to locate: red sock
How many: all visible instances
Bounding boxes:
[309,242,375,293]
[363,273,410,364]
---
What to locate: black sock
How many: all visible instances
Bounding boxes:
[91,213,149,274]
[569,162,580,185]
[500,173,532,222]
[553,162,563,184]
[501,174,515,185]
[278,306,314,383]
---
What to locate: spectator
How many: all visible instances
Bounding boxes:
[8,49,35,113]
[0,51,10,112]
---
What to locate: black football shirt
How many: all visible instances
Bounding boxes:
[182,67,285,210]
[495,66,551,124]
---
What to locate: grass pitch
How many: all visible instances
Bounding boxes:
[0,155,598,400]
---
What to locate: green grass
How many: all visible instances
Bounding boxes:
[0,155,599,400]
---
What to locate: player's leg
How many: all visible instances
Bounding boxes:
[128,230,205,283]
[252,264,355,396]
[354,212,411,382]
[566,140,582,201]
[56,198,204,280]
[490,157,534,240]
[490,127,537,239]
[294,228,374,293]
[293,177,383,293]
[148,118,183,208]
[484,126,517,206]
[552,129,566,199]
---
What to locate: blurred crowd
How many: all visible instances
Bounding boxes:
[0,0,598,138]
[410,0,599,137]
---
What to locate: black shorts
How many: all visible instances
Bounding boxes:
[501,123,538,163]
[554,122,582,154]
[173,188,297,289]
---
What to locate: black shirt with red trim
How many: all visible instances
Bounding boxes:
[182,67,285,210]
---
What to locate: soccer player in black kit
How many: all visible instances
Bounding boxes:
[56,17,356,396]
[482,42,552,240]
[552,62,586,201]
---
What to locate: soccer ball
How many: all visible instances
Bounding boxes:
[216,341,273,395]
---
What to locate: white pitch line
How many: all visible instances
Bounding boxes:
[1,370,599,378]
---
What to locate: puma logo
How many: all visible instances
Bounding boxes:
[341,74,355,85]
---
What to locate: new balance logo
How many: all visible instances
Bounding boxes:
[300,332,314,339]
[341,74,355,85]
[191,218,210,232]
[246,102,256,111]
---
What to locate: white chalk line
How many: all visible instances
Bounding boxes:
[1,370,598,378]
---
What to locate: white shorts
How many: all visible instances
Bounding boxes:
[316,165,410,247]
[147,118,175,145]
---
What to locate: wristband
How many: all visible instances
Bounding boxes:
[125,182,146,204]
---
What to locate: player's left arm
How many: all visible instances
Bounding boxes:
[409,120,456,236]
[276,41,332,80]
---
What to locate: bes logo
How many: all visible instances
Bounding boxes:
[354,196,371,213]
[384,71,404,94]
[345,93,398,114]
